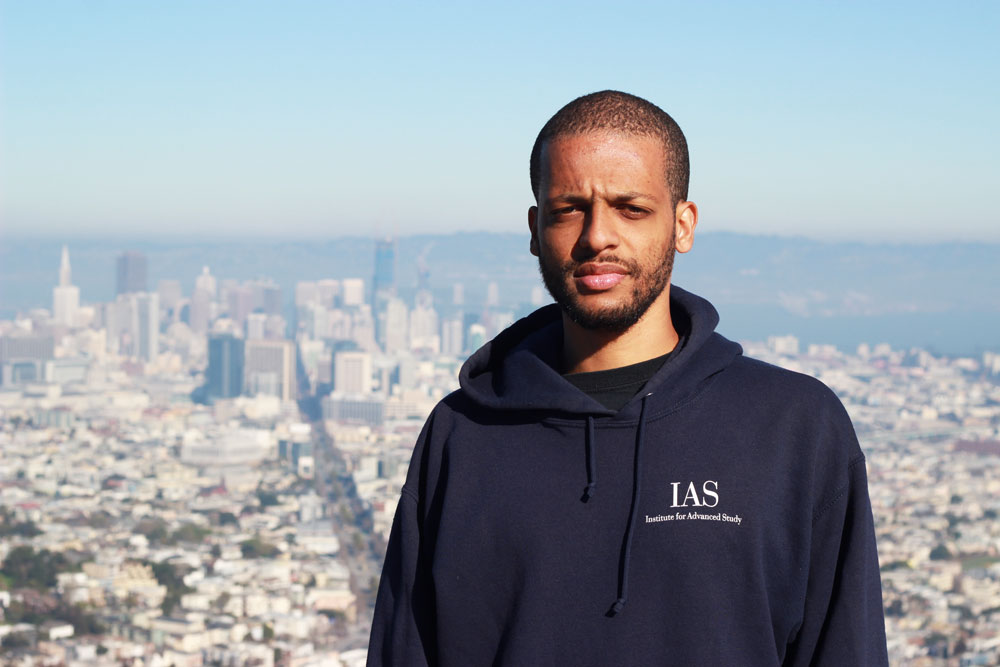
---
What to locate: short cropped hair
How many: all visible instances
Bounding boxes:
[529,90,689,206]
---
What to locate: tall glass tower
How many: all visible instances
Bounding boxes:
[116,250,148,295]
[373,237,396,301]
[207,333,245,399]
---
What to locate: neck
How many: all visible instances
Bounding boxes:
[561,287,678,374]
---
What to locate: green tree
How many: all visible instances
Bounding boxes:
[3,632,32,649]
[257,491,280,507]
[240,535,280,559]
[217,511,239,527]
[929,544,952,560]
[135,518,170,545]
[149,561,193,616]
[1,546,77,590]
[171,523,211,544]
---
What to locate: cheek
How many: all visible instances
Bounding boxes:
[541,225,582,254]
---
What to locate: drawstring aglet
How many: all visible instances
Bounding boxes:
[581,482,597,502]
[607,598,626,617]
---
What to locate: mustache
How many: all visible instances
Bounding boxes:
[558,255,643,275]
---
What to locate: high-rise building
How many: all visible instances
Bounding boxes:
[334,350,373,395]
[409,291,439,353]
[373,237,396,300]
[350,305,377,351]
[157,279,182,313]
[265,314,287,340]
[0,333,55,385]
[52,245,80,327]
[381,297,409,354]
[486,281,500,308]
[189,289,213,334]
[316,279,340,307]
[206,333,244,399]
[227,285,254,328]
[244,339,296,401]
[246,313,267,340]
[195,266,217,298]
[441,318,464,357]
[107,292,159,362]
[249,279,282,316]
[296,281,320,308]
[190,267,217,334]
[116,251,148,295]
[132,292,159,363]
[341,279,365,307]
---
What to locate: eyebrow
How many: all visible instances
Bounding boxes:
[608,191,659,204]
[546,191,660,207]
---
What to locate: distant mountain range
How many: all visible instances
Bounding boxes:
[2,232,998,355]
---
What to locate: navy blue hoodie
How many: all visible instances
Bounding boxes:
[369,287,888,666]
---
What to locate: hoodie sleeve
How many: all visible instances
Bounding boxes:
[368,412,442,667]
[784,454,888,666]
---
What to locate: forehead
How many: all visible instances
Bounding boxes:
[538,131,668,193]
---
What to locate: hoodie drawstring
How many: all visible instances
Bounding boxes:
[582,416,597,502]
[608,392,651,617]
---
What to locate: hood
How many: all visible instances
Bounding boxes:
[458,285,742,419]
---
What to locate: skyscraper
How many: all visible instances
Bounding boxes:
[373,237,396,301]
[107,292,159,362]
[381,297,409,354]
[116,251,148,295]
[227,285,254,329]
[206,333,245,399]
[132,292,159,363]
[190,267,216,334]
[249,279,282,316]
[52,245,80,327]
[334,350,372,395]
[246,312,267,340]
[341,278,365,307]
[244,339,296,401]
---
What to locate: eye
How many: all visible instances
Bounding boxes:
[618,204,649,219]
[550,205,583,218]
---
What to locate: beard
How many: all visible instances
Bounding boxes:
[537,234,675,334]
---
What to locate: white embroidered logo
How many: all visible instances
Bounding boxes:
[645,480,744,526]
[670,480,719,508]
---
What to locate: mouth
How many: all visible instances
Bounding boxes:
[573,262,628,291]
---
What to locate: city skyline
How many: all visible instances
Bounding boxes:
[2,1,998,242]
[3,232,999,356]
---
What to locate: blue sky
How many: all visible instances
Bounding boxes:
[1,1,997,241]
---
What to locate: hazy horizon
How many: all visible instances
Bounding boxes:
[3,231,999,356]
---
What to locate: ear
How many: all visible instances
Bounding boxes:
[674,200,698,254]
[528,206,540,257]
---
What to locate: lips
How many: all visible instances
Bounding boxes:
[573,262,628,291]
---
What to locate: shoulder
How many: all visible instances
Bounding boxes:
[720,355,864,491]
[726,354,843,408]
[714,354,854,431]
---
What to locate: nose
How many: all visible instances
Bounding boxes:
[575,203,620,259]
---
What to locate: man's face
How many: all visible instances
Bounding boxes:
[529,131,688,333]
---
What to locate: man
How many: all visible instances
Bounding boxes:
[369,91,888,665]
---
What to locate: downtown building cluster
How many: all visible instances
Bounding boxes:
[0,242,534,666]
[1,245,1000,665]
